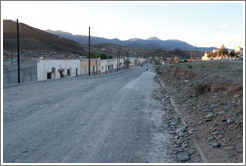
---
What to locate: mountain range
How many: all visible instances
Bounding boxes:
[46,29,217,52]
[3,20,84,54]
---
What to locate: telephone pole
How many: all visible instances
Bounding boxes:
[16,19,20,83]
[127,49,129,69]
[88,27,91,76]
[119,45,121,71]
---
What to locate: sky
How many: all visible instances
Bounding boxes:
[1,1,245,49]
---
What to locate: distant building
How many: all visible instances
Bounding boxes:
[212,49,219,53]
[202,52,211,60]
[80,58,101,76]
[37,59,81,81]
[234,46,243,58]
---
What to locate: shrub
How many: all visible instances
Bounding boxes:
[156,66,163,74]
[195,83,204,96]
[187,64,193,69]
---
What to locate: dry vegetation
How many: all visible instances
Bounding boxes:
[158,61,243,163]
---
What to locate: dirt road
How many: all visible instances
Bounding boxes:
[3,65,174,163]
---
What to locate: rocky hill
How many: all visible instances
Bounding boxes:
[3,20,85,54]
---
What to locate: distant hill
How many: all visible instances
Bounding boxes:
[3,20,84,54]
[46,30,217,52]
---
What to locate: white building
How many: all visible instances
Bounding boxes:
[128,57,137,66]
[100,58,125,73]
[37,59,81,81]
[137,58,146,65]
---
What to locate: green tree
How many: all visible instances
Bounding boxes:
[229,51,236,57]
[219,44,228,56]
[98,52,108,59]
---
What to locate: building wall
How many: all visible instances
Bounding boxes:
[37,59,81,81]
[100,59,125,73]
[80,58,101,75]
[137,58,146,64]
[3,61,37,86]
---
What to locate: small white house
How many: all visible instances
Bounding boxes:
[37,59,81,81]
[100,58,125,73]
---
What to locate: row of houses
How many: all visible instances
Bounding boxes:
[202,46,243,60]
[37,57,146,81]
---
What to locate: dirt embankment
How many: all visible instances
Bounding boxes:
[158,61,243,163]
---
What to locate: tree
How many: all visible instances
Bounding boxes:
[207,52,211,58]
[229,51,236,57]
[98,52,108,59]
[219,44,228,56]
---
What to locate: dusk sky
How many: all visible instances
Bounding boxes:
[1,1,244,49]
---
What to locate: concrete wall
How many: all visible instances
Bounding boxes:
[3,61,37,86]
[80,58,101,76]
[100,59,125,73]
[37,59,81,81]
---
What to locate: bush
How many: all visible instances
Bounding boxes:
[187,64,193,69]
[156,66,163,74]
[195,83,204,96]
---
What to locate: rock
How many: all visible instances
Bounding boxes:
[212,131,219,135]
[176,126,187,133]
[210,104,219,109]
[221,118,227,122]
[205,112,214,118]
[179,153,190,162]
[171,119,179,125]
[227,119,234,124]
[224,105,230,109]
[221,102,227,105]
[204,109,212,112]
[175,135,179,139]
[234,94,240,98]
[188,128,195,134]
[212,142,220,147]
[178,131,185,137]
[208,136,214,141]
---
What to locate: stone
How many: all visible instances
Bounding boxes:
[205,112,214,118]
[171,119,179,125]
[176,126,187,133]
[222,118,227,122]
[179,153,190,162]
[227,119,234,124]
[178,132,185,137]
[204,109,212,112]
[212,142,220,147]
[221,102,227,105]
[208,136,214,141]
[210,104,219,109]
[234,94,240,98]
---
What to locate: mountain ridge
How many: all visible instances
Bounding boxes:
[46,29,217,52]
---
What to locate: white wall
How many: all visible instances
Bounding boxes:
[37,59,81,81]
[100,59,124,73]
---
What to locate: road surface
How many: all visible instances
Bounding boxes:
[3,65,173,163]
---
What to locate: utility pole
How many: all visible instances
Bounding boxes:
[127,49,129,69]
[95,52,97,75]
[88,26,91,76]
[119,45,121,71]
[117,45,119,71]
[16,19,20,83]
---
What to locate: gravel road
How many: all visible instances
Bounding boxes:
[3,65,173,163]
